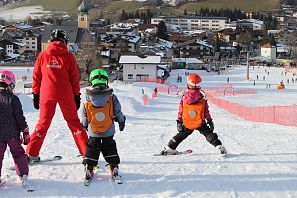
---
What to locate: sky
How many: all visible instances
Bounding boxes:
[0,65,297,197]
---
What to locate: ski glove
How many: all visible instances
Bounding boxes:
[21,127,30,145]
[118,116,126,131]
[33,93,40,110]
[176,119,184,132]
[207,119,214,132]
[74,94,81,110]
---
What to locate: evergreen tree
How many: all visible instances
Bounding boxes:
[156,21,168,40]
[120,9,128,21]
[184,9,188,16]
[214,32,221,52]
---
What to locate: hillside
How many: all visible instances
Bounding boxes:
[5,0,282,21]
[92,0,282,22]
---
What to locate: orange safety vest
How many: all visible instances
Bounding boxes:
[182,99,206,130]
[84,96,114,134]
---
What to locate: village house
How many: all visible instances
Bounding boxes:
[172,58,205,70]
[99,34,141,63]
[151,16,227,31]
[119,55,161,82]
[261,43,277,61]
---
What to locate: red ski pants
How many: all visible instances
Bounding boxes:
[26,98,88,157]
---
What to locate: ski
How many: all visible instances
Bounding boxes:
[112,175,122,184]
[83,177,92,186]
[9,155,62,171]
[153,149,193,156]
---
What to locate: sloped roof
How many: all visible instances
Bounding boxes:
[119,55,161,64]
[261,43,272,48]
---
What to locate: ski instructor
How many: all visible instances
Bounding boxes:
[26,29,88,163]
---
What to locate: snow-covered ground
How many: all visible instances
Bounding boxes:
[0,6,49,21]
[1,65,297,197]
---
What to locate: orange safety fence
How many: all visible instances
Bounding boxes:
[140,78,165,84]
[206,93,297,127]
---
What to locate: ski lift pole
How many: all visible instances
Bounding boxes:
[246,51,250,80]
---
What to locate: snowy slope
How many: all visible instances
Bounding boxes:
[1,65,297,198]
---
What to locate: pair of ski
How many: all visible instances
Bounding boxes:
[7,155,63,192]
[84,165,122,186]
[154,149,227,158]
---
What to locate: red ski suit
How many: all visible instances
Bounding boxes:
[26,41,88,157]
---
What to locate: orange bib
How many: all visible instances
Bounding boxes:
[182,99,206,130]
[84,96,114,134]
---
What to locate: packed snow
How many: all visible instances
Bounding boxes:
[0,6,49,21]
[1,65,297,197]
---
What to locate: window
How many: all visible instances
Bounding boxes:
[134,64,136,69]
[141,64,144,69]
[81,17,84,21]
[128,74,133,79]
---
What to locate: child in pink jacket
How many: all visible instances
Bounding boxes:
[161,73,226,155]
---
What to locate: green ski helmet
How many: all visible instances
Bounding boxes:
[89,69,109,87]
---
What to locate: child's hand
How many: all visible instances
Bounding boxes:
[176,120,184,132]
[118,116,126,131]
[21,127,30,145]
[207,120,214,132]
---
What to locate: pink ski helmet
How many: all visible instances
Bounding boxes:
[0,70,16,87]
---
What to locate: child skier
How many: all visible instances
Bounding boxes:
[0,70,30,185]
[81,69,126,183]
[161,73,227,155]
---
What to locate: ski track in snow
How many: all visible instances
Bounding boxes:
[1,66,297,197]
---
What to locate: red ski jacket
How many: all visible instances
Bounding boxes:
[32,41,80,100]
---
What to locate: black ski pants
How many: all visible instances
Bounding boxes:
[82,136,120,168]
[168,123,222,150]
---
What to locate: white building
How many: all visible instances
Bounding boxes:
[260,43,276,61]
[235,19,264,30]
[151,16,227,31]
[119,55,162,82]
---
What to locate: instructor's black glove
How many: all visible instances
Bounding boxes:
[118,116,126,131]
[207,119,214,132]
[74,94,81,110]
[176,119,184,132]
[33,93,40,110]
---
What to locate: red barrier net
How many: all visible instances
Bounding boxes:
[140,78,165,84]
[206,94,297,127]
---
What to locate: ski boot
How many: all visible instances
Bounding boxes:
[105,164,119,176]
[26,155,40,164]
[19,174,34,191]
[105,164,122,184]
[84,165,94,186]
[216,145,227,155]
[160,146,178,156]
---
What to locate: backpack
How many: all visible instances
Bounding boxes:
[84,96,114,133]
[182,98,206,130]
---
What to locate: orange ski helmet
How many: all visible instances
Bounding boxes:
[187,73,202,89]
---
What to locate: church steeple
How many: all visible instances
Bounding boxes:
[78,0,89,14]
[78,0,89,29]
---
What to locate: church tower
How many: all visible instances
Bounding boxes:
[78,0,89,29]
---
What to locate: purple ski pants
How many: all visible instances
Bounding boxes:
[0,138,29,178]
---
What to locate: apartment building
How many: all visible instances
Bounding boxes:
[151,16,227,31]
